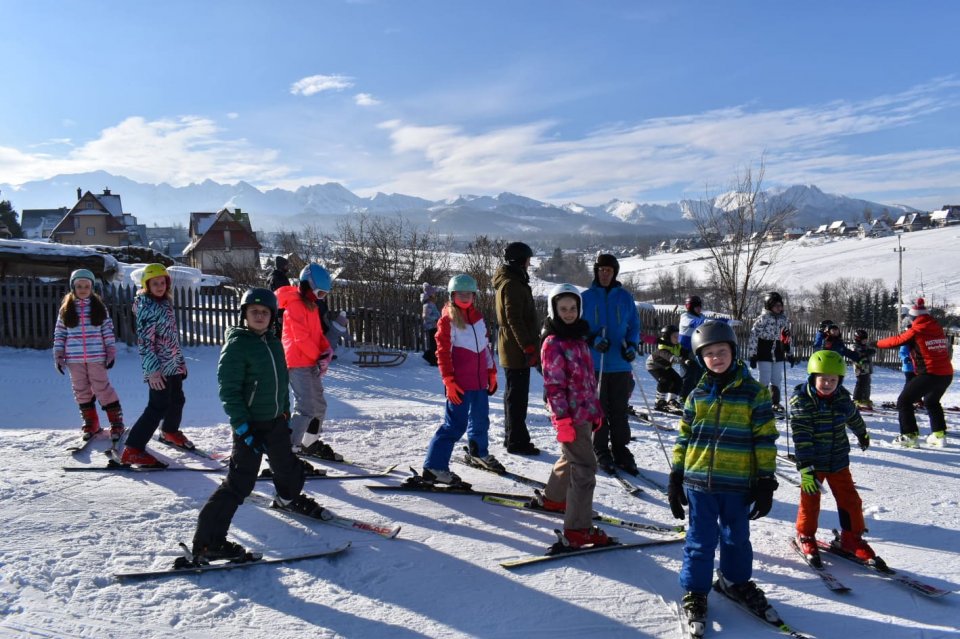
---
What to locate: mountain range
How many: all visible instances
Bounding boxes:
[1,171,919,238]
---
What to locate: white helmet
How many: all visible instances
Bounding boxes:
[547,283,582,319]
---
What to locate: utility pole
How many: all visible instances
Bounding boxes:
[894,234,906,331]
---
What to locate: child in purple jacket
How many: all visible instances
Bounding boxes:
[537,284,610,549]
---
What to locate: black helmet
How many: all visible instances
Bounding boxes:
[684,295,702,312]
[660,324,679,340]
[691,320,738,361]
[274,255,288,270]
[593,253,620,278]
[854,329,868,341]
[763,291,783,311]
[504,241,533,263]
[818,319,833,332]
[240,287,278,325]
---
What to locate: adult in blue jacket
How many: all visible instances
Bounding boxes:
[581,254,641,475]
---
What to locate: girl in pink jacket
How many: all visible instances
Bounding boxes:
[538,284,610,549]
[53,269,124,441]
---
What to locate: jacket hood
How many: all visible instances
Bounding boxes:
[275,285,305,309]
[493,264,528,288]
[908,313,940,335]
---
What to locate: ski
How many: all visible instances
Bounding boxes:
[712,576,815,639]
[114,542,350,581]
[155,434,226,463]
[246,493,401,539]
[298,450,388,473]
[456,447,547,489]
[63,459,223,473]
[257,463,398,482]
[788,537,850,593]
[676,600,706,639]
[66,428,107,453]
[603,467,645,498]
[816,532,950,598]
[500,533,683,569]
[626,406,677,430]
[482,494,685,535]
[365,468,531,500]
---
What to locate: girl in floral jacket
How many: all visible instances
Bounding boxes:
[120,264,190,466]
[538,284,609,549]
[53,269,124,440]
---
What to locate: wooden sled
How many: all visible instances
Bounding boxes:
[353,344,408,367]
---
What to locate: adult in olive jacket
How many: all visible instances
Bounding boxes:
[494,241,541,455]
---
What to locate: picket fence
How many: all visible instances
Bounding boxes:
[0,278,914,369]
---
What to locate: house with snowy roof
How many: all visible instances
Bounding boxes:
[48,188,146,247]
[858,220,893,238]
[929,206,960,228]
[893,212,928,232]
[21,208,68,240]
[182,207,261,275]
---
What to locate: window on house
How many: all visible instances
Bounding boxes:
[87,227,96,236]
[85,202,94,209]
[224,229,231,251]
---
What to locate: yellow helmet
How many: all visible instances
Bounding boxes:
[141,263,169,288]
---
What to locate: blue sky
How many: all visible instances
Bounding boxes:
[1,0,959,209]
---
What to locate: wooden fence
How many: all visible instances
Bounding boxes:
[0,277,939,369]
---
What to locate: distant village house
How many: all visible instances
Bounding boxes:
[929,206,960,228]
[182,207,261,275]
[48,188,146,247]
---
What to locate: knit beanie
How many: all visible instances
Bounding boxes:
[909,298,929,317]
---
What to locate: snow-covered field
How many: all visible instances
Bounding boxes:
[1,343,958,638]
[616,227,960,309]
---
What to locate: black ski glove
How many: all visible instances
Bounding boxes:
[747,476,778,520]
[749,356,758,369]
[857,432,870,451]
[593,335,611,353]
[621,342,638,362]
[668,470,687,520]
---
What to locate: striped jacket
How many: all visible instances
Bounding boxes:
[541,334,603,427]
[672,362,779,493]
[52,298,116,364]
[789,381,866,474]
[133,294,186,379]
[436,304,495,392]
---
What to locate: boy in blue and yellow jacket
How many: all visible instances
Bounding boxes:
[668,321,779,629]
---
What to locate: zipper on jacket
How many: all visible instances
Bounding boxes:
[263,334,281,416]
[247,380,259,407]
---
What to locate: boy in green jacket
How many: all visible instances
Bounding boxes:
[191,288,326,563]
[668,321,779,634]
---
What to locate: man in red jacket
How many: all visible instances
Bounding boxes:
[875,298,954,447]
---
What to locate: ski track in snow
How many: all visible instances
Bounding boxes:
[1,344,958,638]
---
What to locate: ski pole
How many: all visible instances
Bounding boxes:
[629,363,673,469]
[596,327,606,399]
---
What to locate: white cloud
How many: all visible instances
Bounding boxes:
[354,93,380,107]
[226,112,240,119]
[290,74,354,96]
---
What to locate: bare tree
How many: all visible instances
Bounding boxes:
[461,235,507,312]
[690,158,796,320]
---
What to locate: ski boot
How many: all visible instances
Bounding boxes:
[533,491,566,513]
[681,591,708,638]
[713,573,776,622]
[796,533,822,569]
[79,401,102,439]
[654,398,669,411]
[893,433,919,448]
[615,455,640,477]
[926,431,946,448]
[301,439,344,461]
[191,538,248,565]
[596,451,617,475]
[839,530,877,562]
[102,401,125,442]
[421,468,464,485]
[562,526,614,549]
[159,430,195,450]
[273,493,326,518]
[119,446,161,467]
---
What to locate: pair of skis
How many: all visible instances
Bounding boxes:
[244,492,401,539]
[482,493,684,535]
[501,531,684,569]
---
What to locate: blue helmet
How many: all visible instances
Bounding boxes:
[299,263,332,294]
[448,274,478,293]
[69,268,96,289]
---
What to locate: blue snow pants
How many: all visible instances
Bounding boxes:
[424,389,490,471]
[679,488,753,594]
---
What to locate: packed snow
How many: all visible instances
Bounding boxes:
[1,342,958,638]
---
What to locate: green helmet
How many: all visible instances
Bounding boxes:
[448,274,478,293]
[808,350,846,377]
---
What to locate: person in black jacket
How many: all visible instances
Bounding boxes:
[267,255,291,291]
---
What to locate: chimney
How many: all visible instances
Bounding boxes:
[103,187,111,195]
[76,187,82,200]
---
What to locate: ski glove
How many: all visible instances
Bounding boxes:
[443,377,464,405]
[857,432,870,451]
[234,422,267,454]
[523,345,540,368]
[749,356,758,369]
[621,342,638,363]
[593,335,611,353]
[317,348,333,376]
[667,470,687,520]
[798,465,819,495]
[748,476,779,519]
[487,369,498,396]
[553,416,576,443]
[54,353,65,375]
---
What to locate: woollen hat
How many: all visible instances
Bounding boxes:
[909,298,929,317]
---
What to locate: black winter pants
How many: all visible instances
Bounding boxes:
[503,367,532,447]
[126,374,185,450]
[896,373,953,435]
[193,416,305,550]
[594,371,633,464]
[648,367,683,395]
[853,374,871,404]
[681,359,703,401]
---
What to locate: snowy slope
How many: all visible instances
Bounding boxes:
[619,227,960,308]
[1,344,958,638]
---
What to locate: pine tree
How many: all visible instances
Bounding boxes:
[0,196,23,238]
